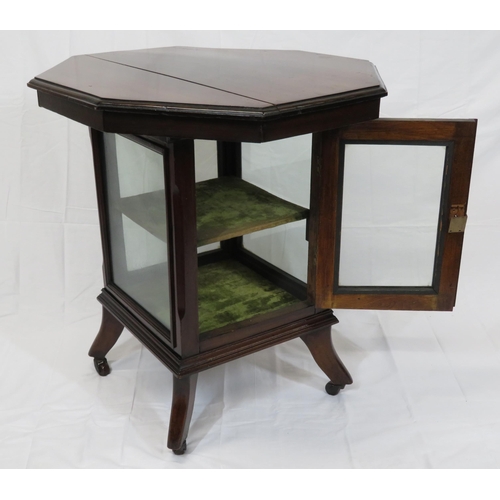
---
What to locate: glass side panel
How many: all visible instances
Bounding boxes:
[241,134,311,282]
[194,139,218,183]
[195,140,220,254]
[103,133,171,329]
[339,143,446,287]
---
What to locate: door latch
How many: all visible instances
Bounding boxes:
[448,204,467,233]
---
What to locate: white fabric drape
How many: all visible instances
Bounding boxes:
[1,30,500,468]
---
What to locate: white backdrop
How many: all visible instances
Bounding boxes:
[1,30,500,469]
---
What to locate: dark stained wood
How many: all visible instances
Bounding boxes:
[89,129,113,286]
[98,286,336,377]
[300,325,352,388]
[308,129,341,307]
[88,306,125,366]
[312,119,477,311]
[97,287,182,371]
[236,248,308,301]
[436,120,477,310]
[217,141,242,178]
[198,248,228,266]
[36,87,382,143]
[340,118,475,142]
[191,308,339,373]
[217,141,243,258]
[259,98,381,143]
[106,282,173,345]
[30,48,386,114]
[166,138,199,356]
[199,302,314,352]
[324,293,441,311]
[167,373,198,454]
[33,54,267,110]
[91,47,385,107]
[88,306,125,359]
[28,47,386,143]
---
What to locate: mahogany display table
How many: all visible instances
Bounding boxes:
[29,47,476,454]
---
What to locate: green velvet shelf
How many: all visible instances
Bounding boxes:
[118,177,309,247]
[120,259,302,334]
[197,259,302,333]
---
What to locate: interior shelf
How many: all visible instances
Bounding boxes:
[198,259,302,333]
[118,177,309,247]
[196,177,308,246]
[119,259,303,334]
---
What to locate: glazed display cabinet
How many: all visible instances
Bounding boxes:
[28,47,476,454]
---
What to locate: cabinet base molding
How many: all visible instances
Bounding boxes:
[94,291,352,453]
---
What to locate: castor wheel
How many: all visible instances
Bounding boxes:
[325,382,344,396]
[172,440,187,455]
[93,357,110,376]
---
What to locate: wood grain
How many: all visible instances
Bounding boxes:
[28,47,386,142]
[310,118,477,311]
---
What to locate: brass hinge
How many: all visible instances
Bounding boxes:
[448,204,467,233]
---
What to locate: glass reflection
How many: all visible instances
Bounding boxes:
[104,134,171,329]
[339,143,446,288]
[241,134,311,282]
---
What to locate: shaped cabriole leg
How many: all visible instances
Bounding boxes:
[301,325,353,395]
[167,373,198,455]
[88,306,125,376]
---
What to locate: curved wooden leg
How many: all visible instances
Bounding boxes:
[301,326,353,395]
[88,306,124,376]
[167,373,198,455]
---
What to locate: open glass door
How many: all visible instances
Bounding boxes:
[308,119,477,311]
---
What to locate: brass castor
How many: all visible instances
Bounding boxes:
[325,382,344,396]
[172,440,187,455]
[93,357,110,376]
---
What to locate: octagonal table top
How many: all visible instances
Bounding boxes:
[28,47,387,141]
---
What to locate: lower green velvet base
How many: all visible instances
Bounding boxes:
[198,260,301,333]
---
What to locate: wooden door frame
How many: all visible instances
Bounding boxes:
[308,119,477,311]
[90,130,200,356]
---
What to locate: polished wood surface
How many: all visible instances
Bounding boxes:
[30,47,386,113]
[300,326,352,388]
[88,306,125,375]
[167,373,198,454]
[28,47,386,142]
[167,138,199,356]
[311,118,477,311]
[98,285,336,377]
[32,54,264,110]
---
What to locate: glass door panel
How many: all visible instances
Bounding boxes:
[310,119,477,311]
[103,133,172,330]
[338,143,446,288]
